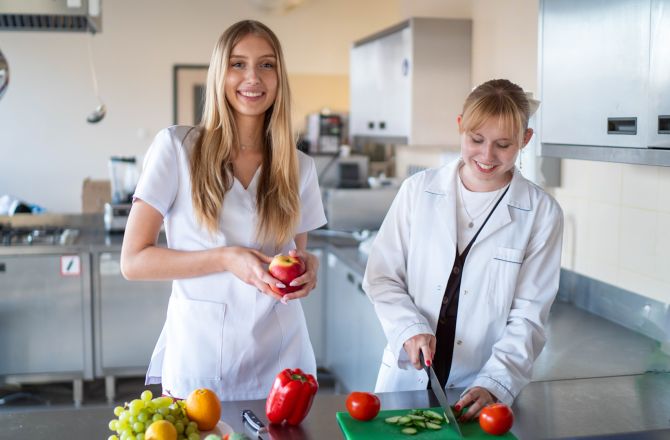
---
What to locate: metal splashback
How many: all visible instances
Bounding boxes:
[0,0,102,33]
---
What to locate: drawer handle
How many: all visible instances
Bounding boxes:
[0,262,4,272]
[379,121,386,130]
[347,273,356,284]
[659,115,670,134]
[607,117,637,135]
[368,121,375,129]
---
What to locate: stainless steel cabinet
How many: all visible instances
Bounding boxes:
[0,252,93,384]
[540,0,651,148]
[350,18,471,146]
[92,251,171,377]
[325,253,386,392]
[649,0,670,149]
[299,248,326,367]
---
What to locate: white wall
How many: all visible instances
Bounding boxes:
[0,0,402,212]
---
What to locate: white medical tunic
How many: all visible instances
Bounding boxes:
[134,126,327,401]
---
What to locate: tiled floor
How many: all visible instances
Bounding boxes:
[0,369,338,412]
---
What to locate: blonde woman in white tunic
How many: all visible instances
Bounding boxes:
[121,20,326,401]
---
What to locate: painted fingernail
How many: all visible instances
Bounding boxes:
[289,281,298,287]
[276,282,286,288]
[454,404,461,411]
[425,359,431,366]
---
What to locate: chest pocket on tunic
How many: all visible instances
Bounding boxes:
[487,247,525,313]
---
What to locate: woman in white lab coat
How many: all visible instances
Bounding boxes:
[363,79,563,420]
[120,20,326,401]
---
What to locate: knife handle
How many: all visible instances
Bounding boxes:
[242,409,268,434]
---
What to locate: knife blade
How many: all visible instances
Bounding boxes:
[242,409,269,439]
[420,352,463,438]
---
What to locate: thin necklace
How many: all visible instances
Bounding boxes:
[458,179,504,228]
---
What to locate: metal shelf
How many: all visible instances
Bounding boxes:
[541,143,670,167]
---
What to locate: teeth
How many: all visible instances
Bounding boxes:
[477,162,494,170]
[240,91,262,97]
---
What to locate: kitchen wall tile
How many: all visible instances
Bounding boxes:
[559,195,590,273]
[586,201,620,266]
[558,160,591,199]
[618,207,657,278]
[618,269,670,304]
[587,161,622,204]
[655,212,670,284]
[657,166,670,214]
[621,164,659,211]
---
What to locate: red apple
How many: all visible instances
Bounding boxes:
[268,255,306,295]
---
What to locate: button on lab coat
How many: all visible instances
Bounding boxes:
[363,159,563,405]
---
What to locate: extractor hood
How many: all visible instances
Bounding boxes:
[0,0,101,33]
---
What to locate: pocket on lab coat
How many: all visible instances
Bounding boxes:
[487,247,524,312]
[164,295,226,380]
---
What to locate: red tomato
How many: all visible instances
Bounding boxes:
[479,403,514,435]
[345,392,381,421]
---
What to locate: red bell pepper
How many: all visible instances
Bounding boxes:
[265,368,318,425]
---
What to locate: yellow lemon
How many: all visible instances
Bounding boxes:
[145,420,177,440]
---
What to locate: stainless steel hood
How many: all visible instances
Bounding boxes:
[0,0,101,33]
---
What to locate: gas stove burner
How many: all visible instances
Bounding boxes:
[0,226,80,246]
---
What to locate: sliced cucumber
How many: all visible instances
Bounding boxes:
[425,421,442,430]
[407,414,426,421]
[397,416,412,425]
[423,410,444,421]
[384,416,401,424]
[401,427,418,435]
[412,420,426,429]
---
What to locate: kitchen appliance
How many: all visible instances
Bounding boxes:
[322,187,397,231]
[421,353,462,436]
[306,112,347,154]
[313,154,369,189]
[0,0,102,33]
[0,223,79,246]
[105,156,138,232]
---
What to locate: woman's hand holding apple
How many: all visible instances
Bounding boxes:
[222,246,285,301]
[269,249,319,302]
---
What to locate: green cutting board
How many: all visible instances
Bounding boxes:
[336,407,517,439]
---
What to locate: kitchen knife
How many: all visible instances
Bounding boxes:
[420,352,463,438]
[242,409,269,439]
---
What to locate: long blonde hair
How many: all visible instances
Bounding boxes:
[460,79,530,146]
[190,20,299,249]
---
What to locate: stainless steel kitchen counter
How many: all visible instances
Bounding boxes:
[2,373,669,439]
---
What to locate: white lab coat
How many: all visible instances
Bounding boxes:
[134,126,327,401]
[363,159,563,405]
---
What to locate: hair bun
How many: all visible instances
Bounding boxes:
[525,91,541,117]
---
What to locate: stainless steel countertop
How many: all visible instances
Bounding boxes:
[1,374,669,439]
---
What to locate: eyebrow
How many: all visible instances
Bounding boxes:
[471,131,511,142]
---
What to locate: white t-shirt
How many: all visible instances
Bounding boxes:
[134,125,327,400]
[456,177,508,254]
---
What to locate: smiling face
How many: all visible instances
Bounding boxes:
[459,115,532,192]
[224,33,278,124]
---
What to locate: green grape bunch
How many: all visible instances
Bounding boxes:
[107,389,201,440]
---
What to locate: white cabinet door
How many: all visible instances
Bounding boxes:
[350,40,381,136]
[648,0,670,148]
[541,0,650,148]
[324,252,386,392]
[376,27,411,138]
[300,248,326,367]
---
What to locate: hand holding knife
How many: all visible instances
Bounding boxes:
[419,352,463,438]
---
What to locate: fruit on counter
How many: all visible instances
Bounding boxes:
[107,389,200,440]
[222,434,251,440]
[203,435,222,440]
[185,388,222,431]
[145,419,178,440]
[268,254,306,294]
[345,391,381,421]
[266,368,319,425]
[479,402,514,435]
[384,409,445,435]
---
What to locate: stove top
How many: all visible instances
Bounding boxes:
[0,224,80,246]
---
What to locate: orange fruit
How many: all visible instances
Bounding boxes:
[185,388,222,431]
[145,420,177,440]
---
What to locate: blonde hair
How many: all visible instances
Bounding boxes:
[189,20,299,249]
[460,79,530,146]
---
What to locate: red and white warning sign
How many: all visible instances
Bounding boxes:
[60,255,81,277]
